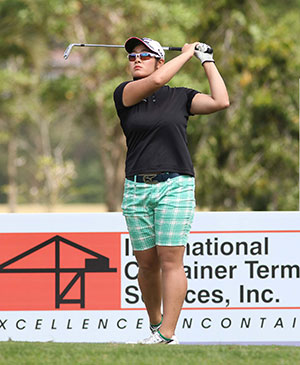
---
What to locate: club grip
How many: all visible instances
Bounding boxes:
[168,47,182,51]
[167,45,213,54]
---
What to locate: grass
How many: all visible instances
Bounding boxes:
[0,342,299,365]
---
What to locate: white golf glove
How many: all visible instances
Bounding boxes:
[194,43,214,65]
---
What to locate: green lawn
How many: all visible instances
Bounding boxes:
[0,342,299,365]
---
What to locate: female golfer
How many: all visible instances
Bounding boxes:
[114,37,229,344]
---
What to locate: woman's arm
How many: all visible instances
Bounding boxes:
[123,43,198,107]
[190,62,230,115]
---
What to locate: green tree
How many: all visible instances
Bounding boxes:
[0,0,78,211]
[0,0,298,212]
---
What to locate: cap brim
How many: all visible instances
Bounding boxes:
[125,37,157,55]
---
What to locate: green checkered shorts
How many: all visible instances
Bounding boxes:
[122,175,195,251]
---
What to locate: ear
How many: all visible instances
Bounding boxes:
[156,59,165,69]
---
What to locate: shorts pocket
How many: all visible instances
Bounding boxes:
[173,175,195,188]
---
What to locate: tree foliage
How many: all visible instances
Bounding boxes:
[0,0,299,211]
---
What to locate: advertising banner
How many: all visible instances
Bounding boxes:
[0,212,300,344]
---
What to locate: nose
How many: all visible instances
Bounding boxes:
[134,54,142,62]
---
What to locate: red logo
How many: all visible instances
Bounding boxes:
[0,233,120,310]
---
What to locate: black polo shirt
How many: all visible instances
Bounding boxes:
[113,81,199,177]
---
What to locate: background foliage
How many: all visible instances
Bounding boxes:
[0,0,299,211]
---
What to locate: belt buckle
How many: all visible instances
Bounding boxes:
[142,174,159,184]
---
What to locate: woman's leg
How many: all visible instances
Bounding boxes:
[134,247,162,325]
[156,245,187,339]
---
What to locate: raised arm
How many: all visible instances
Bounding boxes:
[190,44,230,115]
[123,43,198,107]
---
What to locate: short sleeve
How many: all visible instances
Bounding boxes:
[185,88,200,115]
[113,81,131,115]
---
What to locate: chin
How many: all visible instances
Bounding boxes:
[133,72,145,79]
[134,71,151,79]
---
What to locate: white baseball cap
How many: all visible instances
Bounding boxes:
[124,37,165,60]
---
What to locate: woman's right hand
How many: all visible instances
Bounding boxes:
[181,42,200,59]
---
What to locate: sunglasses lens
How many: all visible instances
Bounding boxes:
[128,54,136,61]
[140,53,151,60]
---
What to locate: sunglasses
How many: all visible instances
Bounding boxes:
[128,52,160,61]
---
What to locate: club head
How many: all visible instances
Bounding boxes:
[63,44,75,60]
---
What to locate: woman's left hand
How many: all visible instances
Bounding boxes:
[194,43,215,64]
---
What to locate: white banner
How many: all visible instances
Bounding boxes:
[0,212,300,344]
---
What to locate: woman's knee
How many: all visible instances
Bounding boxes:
[157,246,185,271]
[134,247,160,272]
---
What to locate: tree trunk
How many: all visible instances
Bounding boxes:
[7,137,18,213]
[40,118,55,212]
[97,108,126,212]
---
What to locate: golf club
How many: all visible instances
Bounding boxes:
[63,43,213,60]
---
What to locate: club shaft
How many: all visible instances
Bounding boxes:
[77,43,125,48]
[64,43,124,59]
[64,43,213,60]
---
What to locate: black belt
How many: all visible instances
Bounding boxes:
[127,172,181,184]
